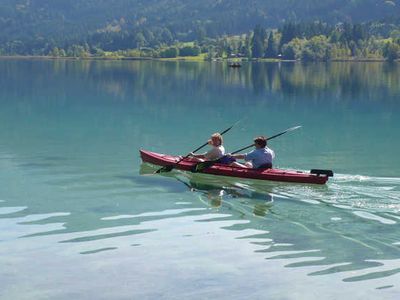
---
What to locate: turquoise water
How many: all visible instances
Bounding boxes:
[1,59,400,299]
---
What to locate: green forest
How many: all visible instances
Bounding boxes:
[1,0,400,61]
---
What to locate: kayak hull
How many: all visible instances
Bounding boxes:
[140,150,330,185]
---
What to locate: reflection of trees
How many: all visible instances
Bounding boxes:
[2,60,399,108]
[272,62,400,101]
[245,62,400,102]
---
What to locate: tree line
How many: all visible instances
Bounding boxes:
[248,21,400,61]
[1,20,400,62]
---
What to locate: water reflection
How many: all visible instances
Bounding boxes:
[1,60,400,105]
[139,163,274,212]
[138,163,400,284]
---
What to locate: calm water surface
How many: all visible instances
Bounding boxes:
[0,60,400,299]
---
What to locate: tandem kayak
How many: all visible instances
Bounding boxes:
[140,150,333,185]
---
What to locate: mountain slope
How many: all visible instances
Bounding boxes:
[1,0,399,51]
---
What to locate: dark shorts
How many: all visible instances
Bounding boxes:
[218,156,236,165]
[257,163,272,169]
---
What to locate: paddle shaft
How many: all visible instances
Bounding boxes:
[177,122,238,163]
[231,125,302,154]
[191,125,302,173]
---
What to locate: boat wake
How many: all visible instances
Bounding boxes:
[140,163,400,225]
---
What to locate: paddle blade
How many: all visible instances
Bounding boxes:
[287,125,302,132]
[154,165,174,174]
[191,161,214,173]
[310,169,334,177]
[266,125,302,141]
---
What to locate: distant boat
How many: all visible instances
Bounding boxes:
[229,62,241,68]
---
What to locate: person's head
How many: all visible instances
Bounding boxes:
[209,133,223,146]
[254,136,267,149]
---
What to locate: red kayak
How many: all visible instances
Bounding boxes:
[140,150,333,185]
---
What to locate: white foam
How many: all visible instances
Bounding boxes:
[334,173,400,184]
[334,174,372,182]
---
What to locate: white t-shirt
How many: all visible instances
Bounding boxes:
[204,145,225,160]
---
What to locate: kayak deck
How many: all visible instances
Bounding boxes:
[140,150,331,185]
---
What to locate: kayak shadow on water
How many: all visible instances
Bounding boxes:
[178,175,274,217]
[139,163,275,216]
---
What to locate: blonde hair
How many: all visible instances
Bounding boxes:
[210,133,223,146]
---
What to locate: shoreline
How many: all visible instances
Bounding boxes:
[0,55,393,63]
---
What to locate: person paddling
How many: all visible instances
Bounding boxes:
[229,136,274,169]
[189,133,225,162]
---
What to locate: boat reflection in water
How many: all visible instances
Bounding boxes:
[139,163,274,217]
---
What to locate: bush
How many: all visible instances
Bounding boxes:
[281,38,304,60]
[159,47,178,58]
[383,41,400,61]
[179,46,201,56]
[301,35,332,61]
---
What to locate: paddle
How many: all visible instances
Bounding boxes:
[230,125,302,155]
[192,125,302,172]
[154,121,240,174]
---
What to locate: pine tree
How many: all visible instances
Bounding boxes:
[265,32,278,58]
[280,22,297,48]
[251,25,266,58]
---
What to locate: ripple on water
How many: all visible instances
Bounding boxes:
[0,212,69,241]
[352,211,397,225]
[80,247,118,255]
[101,207,207,221]
[0,206,27,215]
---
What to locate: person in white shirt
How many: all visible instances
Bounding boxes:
[189,133,225,162]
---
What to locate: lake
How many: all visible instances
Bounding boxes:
[0,59,400,299]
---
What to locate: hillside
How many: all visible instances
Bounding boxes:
[1,0,400,54]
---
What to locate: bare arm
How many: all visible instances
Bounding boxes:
[190,152,206,158]
[231,154,245,160]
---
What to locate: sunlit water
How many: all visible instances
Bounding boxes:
[1,59,400,299]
